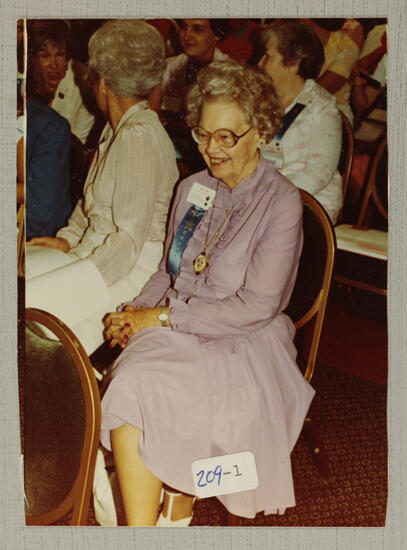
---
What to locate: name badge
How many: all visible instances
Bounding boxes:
[187,182,216,210]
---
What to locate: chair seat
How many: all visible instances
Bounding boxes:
[335,224,388,260]
[367,108,387,125]
[354,120,386,144]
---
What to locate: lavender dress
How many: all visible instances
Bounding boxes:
[100,156,315,518]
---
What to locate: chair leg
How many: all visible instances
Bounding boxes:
[302,417,333,482]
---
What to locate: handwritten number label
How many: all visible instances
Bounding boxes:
[191,451,258,498]
[205,466,218,485]
[196,469,206,487]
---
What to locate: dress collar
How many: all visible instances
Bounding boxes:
[114,100,150,133]
[284,79,315,113]
[211,155,272,211]
[100,100,150,143]
[217,155,267,192]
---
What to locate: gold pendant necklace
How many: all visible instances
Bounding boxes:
[193,252,209,274]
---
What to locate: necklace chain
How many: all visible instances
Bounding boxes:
[193,178,252,275]
[203,180,249,254]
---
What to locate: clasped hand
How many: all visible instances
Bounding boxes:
[103,305,160,349]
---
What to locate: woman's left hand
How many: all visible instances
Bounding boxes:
[103,306,162,348]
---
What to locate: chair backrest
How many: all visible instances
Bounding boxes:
[284,190,336,383]
[337,111,355,223]
[24,308,101,525]
[356,134,388,229]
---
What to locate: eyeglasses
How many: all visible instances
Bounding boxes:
[191,126,253,148]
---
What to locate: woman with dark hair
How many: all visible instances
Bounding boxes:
[154,18,231,114]
[258,20,343,223]
[148,19,232,174]
[27,19,96,144]
[20,19,73,239]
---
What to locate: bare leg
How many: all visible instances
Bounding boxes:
[111,423,162,526]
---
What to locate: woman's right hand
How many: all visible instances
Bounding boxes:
[26,236,71,253]
[103,305,136,349]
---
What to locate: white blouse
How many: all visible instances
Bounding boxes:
[51,60,95,145]
[57,101,179,286]
[262,79,342,223]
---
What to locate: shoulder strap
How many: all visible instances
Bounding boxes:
[274,103,306,143]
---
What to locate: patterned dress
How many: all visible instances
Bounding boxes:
[319,19,365,123]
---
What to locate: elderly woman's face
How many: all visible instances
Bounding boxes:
[179,19,218,62]
[258,36,292,85]
[197,99,260,189]
[36,41,68,92]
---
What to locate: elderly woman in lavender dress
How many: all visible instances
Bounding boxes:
[101,61,315,526]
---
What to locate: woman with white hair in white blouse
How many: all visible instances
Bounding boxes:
[27,20,179,354]
[257,20,342,223]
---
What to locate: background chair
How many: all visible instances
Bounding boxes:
[226,189,336,525]
[286,190,337,383]
[334,134,387,295]
[337,111,355,224]
[23,308,101,525]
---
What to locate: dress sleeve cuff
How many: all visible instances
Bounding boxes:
[55,228,77,248]
[117,298,150,312]
[168,296,191,331]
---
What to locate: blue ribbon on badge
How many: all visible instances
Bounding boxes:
[168,205,206,276]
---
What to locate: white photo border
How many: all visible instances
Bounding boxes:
[2,1,404,548]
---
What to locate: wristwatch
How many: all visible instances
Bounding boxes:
[158,306,170,327]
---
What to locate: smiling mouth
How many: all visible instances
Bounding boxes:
[210,158,229,166]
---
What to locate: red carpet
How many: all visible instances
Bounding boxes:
[318,302,388,386]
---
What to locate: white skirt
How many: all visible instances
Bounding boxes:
[26,240,164,355]
[70,240,164,354]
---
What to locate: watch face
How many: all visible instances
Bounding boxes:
[159,313,168,321]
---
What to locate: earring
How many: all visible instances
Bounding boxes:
[258,140,265,149]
